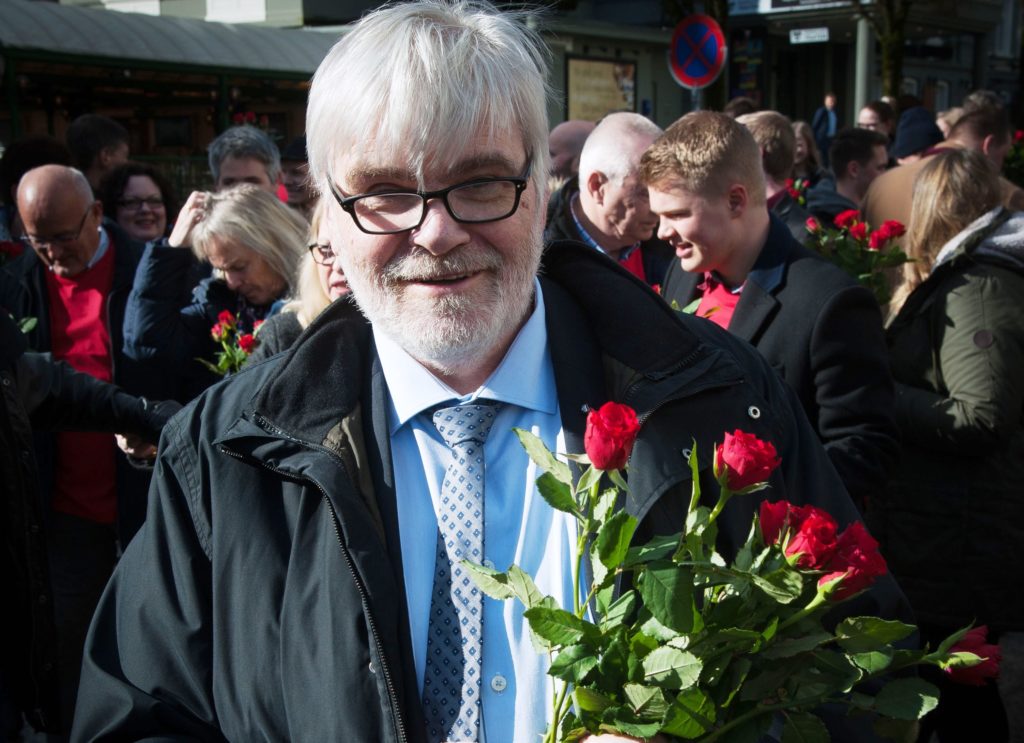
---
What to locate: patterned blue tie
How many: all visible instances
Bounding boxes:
[422,401,503,743]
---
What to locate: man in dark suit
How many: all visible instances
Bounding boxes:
[811,91,838,168]
[642,111,899,506]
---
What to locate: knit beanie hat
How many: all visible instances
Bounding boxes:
[891,106,943,159]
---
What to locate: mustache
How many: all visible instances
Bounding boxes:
[379,247,502,284]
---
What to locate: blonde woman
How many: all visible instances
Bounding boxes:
[876,148,1024,741]
[791,120,825,188]
[244,199,350,365]
[124,184,307,393]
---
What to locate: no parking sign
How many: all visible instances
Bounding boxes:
[669,14,727,91]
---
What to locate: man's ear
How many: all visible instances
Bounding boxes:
[981,134,997,158]
[586,170,608,205]
[846,160,861,182]
[727,183,748,218]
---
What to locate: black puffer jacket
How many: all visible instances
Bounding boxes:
[73,242,909,741]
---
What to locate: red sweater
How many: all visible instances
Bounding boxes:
[44,243,117,524]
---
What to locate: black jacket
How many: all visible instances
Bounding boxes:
[1,311,177,733]
[545,178,673,288]
[0,222,176,543]
[73,241,908,741]
[661,215,899,505]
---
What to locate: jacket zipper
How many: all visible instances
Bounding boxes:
[220,431,409,743]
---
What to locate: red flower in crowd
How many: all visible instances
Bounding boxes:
[878,220,906,239]
[210,322,226,341]
[1015,129,1024,144]
[237,333,257,354]
[218,310,236,327]
[945,626,1001,686]
[715,430,780,492]
[848,222,868,241]
[759,501,838,569]
[254,319,265,332]
[805,217,821,234]
[818,521,887,600]
[584,402,640,471]
[868,230,884,251]
[834,209,860,228]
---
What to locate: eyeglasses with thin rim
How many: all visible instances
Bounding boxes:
[20,205,94,251]
[327,158,533,235]
[118,196,165,211]
[308,242,335,266]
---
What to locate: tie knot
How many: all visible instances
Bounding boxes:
[431,401,503,449]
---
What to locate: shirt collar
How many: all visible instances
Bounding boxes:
[85,226,110,269]
[375,277,556,434]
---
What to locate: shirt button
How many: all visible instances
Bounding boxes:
[483,559,496,570]
[490,674,508,693]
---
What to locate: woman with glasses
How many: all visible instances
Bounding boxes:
[98,163,179,245]
[123,185,306,396]
[243,198,350,366]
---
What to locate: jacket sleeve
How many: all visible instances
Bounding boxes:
[17,351,180,438]
[122,242,217,368]
[72,419,227,742]
[895,267,1024,453]
[809,284,900,502]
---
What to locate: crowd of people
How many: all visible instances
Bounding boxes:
[0,1,1021,741]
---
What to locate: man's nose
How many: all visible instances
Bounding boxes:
[411,198,469,255]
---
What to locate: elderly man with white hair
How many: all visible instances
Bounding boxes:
[545,111,672,287]
[72,2,907,741]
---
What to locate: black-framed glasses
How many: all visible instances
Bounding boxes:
[327,158,533,235]
[21,205,93,251]
[118,196,165,211]
[308,242,335,265]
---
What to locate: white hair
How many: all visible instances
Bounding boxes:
[578,112,663,185]
[306,0,551,197]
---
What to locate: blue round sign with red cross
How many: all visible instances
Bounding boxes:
[669,14,727,90]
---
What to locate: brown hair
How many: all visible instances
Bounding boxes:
[736,110,795,183]
[640,110,765,205]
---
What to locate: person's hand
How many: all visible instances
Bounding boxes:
[167,190,208,248]
[116,433,157,461]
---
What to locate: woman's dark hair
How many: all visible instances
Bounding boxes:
[98,162,180,231]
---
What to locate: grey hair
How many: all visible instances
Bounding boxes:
[190,184,307,294]
[208,126,282,185]
[578,112,663,185]
[306,0,551,198]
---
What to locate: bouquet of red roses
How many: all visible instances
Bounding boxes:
[197,310,262,376]
[806,210,910,306]
[466,403,995,742]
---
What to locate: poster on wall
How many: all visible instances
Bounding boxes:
[566,57,636,121]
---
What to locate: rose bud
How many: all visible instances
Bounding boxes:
[945,626,1001,686]
[218,310,236,327]
[584,401,640,471]
[715,430,780,492]
[834,209,860,228]
[805,217,821,233]
[237,333,257,354]
[818,521,887,600]
[848,222,868,241]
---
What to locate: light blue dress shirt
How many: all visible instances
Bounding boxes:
[376,280,577,743]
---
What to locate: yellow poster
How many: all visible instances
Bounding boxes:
[567,58,636,121]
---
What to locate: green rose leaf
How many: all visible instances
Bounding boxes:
[600,590,638,630]
[641,645,702,689]
[523,606,599,647]
[873,678,940,720]
[573,685,614,713]
[761,630,833,659]
[549,643,600,684]
[514,428,572,485]
[872,715,919,742]
[623,683,671,718]
[576,464,604,496]
[596,511,639,570]
[506,565,545,609]
[536,471,578,516]
[662,687,716,739]
[639,561,698,633]
[459,561,515,600]
[850,647,895,674]
[593,488,619,524]
[624,534,679,567]
[836,616,917,653]
[750,567,805,604]
[781,712,829,743]
[600,715,663,739]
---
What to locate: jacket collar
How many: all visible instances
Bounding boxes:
[726,214,794,342]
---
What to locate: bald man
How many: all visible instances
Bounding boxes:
[548,119,595,181]
[545,112,672,287]
[0,165,175,734]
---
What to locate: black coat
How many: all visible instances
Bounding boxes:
[0,222,176,543]
[661,215,899,505]
[72,241,909,741]
[545,178,673,288]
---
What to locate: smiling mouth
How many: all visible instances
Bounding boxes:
[414,270,479,285]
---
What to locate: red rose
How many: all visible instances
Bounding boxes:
[785,178,795,188]
[218,310,236,327]
[759,501,838,568]
[945,626,1001,686]
[880,220,906,239]
[237,333,257,354]
[848,222,868,241]
[805,217,821,233]
[232,112,244,125]
[868,230,884,251]
[834,209,860,228]
[818,521,887,600]
[1015,130,1024,144]
[715,430,780,491]
[254,319,265,332]
[210,322,225,341]
[584,402,640,471]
